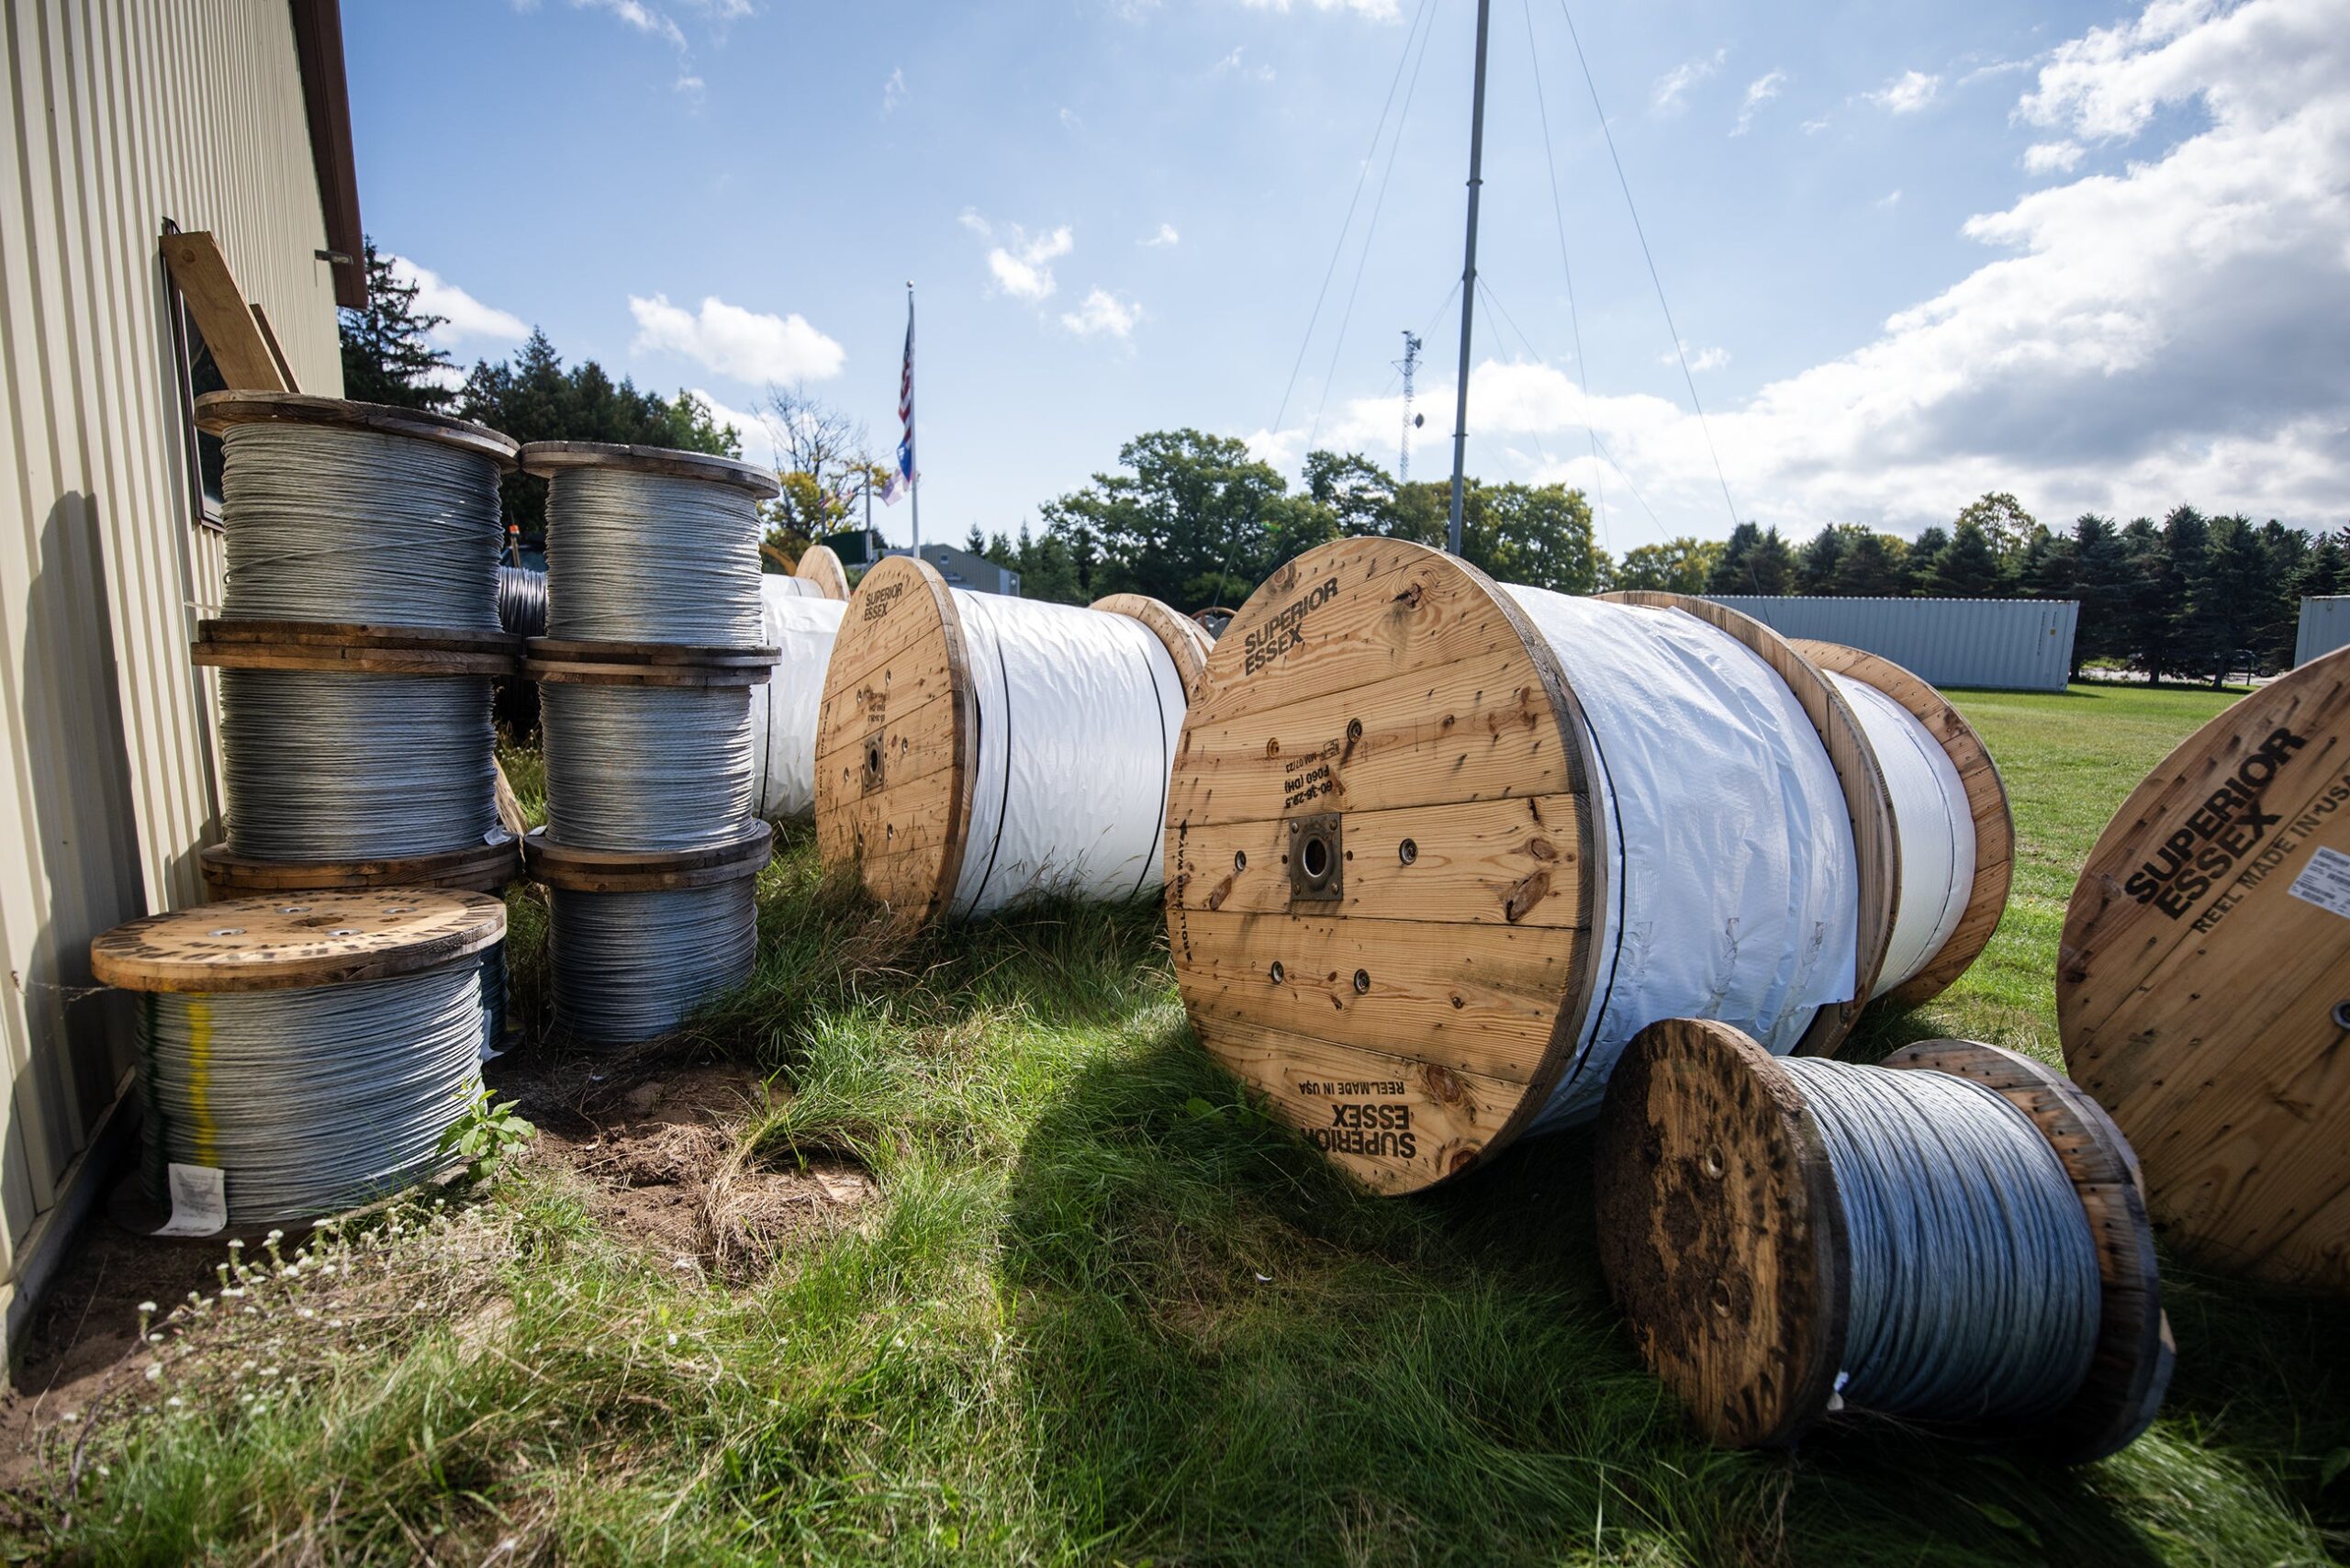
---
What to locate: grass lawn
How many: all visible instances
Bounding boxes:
[14,684,2350,1564]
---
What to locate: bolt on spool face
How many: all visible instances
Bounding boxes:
[1163,537,1605,1195]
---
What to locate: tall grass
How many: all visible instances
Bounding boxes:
[17,688,2348,1564]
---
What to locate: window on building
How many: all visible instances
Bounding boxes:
[162,220,227,531]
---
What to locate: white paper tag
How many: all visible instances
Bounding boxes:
[2288,846,2350,921]
[153,1162,227,1237]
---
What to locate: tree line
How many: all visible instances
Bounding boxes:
[973,442,2341,687]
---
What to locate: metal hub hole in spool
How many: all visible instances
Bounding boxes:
[1269,960,1285,985]
[1233,849,1247,873]
[862,733,886,793]
[1398,837,1417,866]
[2333,1000,2350,1031]
[1288,812,1343,903]
[1352,969,1371,994]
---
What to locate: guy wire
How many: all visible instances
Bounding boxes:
[220,424,503,633]
[1780,1058,2102,1422]
[140,963,484,1226]
[543,468,765,647]
[219,670,498,859]
[540,684,754,852]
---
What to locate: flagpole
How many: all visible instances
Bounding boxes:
[906,282,921,561]
[1446,0,1493,557]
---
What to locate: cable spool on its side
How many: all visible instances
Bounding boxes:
[813,557,1196,924]
[792,543,851,601]
[1167,541,1888,1194]
[2058,645,2350,1294]
[1592,1018,2170,1462]
[91,890,506,1232]
[750,577,848,821]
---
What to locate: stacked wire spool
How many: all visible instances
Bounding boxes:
[2058,644,2350,1294]
[812,556,1212,923]
[91,889,506,1231]
[1163,540,2011,1193]
[1592,1018,2170,1459]
[190,393,522,1056]
[748,549,851,821]
[518,442,782,1045]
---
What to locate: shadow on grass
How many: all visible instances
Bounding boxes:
[996,1019,2190,1567]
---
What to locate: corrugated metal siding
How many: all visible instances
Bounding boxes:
[1703,596,2079,691]
[0,0,340,1274]
[2296,598,2349,668]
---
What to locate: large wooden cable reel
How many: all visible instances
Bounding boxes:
[1166,543,2007,1196]
[813,557,1206,923]
[2058,647,2350,1294]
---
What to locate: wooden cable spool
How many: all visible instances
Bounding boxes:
[794,543,851,600]
[1593,1017,2170,1461]
[2058,646,2350,1294]
[1168,542,2000,1195]
[190,620,523,677]
[93,888,506,994]
[521,818,774,893]
[814,556,1203,924]
[524,638,780,687]
[201,840,519,898]
[195,391,521,468]
[1089,592,1215,700]
[1788,639,2014,1008]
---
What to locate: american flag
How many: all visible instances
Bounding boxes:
[882,292,916,505]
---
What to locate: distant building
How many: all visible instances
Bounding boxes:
[901,543,1020,597]
[2297,598,2350,667]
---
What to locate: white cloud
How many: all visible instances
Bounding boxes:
[1801,116,1832,134]
[1140,222,1181,248]
[1060,106,1084,131]
[674,73,704,95]
[1300,0,2350,539]
[883,66,906,114]
[1732,70,1785,135]
[1061,288,1143,339]
[2024,140,2086,174]
[688,387,778,465]
[1214,46,1276,83]
[1876,187,1904,208]
[976,222,1075,302]
[571,0,685,50]
[386,256,528,347]
[627,293,845,382]
[1238,0,1400,17]
[1661,342,1730,372]
[678,0,753,17]
[1867,69,1941,113]
[1653,49,1726,115]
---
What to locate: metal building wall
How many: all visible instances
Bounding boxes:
[0,0,341,1327]
[2296,598,2350,668]
[1703,596,2078,691]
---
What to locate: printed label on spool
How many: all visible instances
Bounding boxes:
[2288,846,2350,921]
[1298,1080,1417,1159]
[154,1162,227,1237]
[860,581,905,622]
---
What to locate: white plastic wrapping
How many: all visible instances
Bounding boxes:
[948,592,1188,919]
[1505,592,1862,1129]
[1830,672,1975,996]
[748,578,846,820]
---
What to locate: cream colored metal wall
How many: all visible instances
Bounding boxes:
[0,0,341,1287]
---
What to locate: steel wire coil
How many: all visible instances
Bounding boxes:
[220,424,503,632]
[497,565,549,638]
[1780,1058,2102,1420]
[219,670,498,859]
[540,685,753,851]
[543,468,764,647]
[550,883,757,1045]
[139,962,484,1226]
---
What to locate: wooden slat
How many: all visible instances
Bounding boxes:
[1165,794,1584,927]
[159,230,285,391]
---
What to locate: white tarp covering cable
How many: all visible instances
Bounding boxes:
[948,592,1188,920]
[1830,672,1975,996]
[748,578,846,820]
[1505,591,1862,1130]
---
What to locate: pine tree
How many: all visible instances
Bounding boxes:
[2067,514,2132,675]
[1925,521,2003,597]
[1829,532,1906,596]
[2192,514,2277,685]
[1706,522,1795,594]
[1796,524,1847,594]
[2154,506,2212,681]
[2298,528,2348,599]
[339,239,456,409]
[1900,526,1950,596]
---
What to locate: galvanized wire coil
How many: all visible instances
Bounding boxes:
[543,467,765,647]
[219,670,498,859]
[220,424,503,632]
[1780,1058,2102,1421]
[550,883,757,1045]
[477,941,509,1058]
[540,685,753,851]
[139,962,483,1226]
[497,565,549,638]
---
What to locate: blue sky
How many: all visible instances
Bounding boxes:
[345,0,2350,554]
